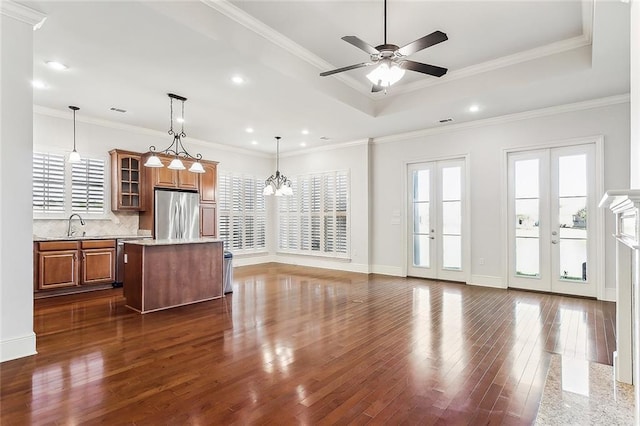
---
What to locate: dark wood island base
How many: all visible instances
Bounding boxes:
[123,238,223,313]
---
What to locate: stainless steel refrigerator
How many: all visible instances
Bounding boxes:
[155,189,200,239]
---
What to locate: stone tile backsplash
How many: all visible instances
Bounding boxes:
[33,212,146,238]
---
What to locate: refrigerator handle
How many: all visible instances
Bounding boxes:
[180,205,185,239]
[173,202,180,239]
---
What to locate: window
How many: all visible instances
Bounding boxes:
[72,158,106,214]
[218,172,266,253]
[278,170,349,258]
[33,152,106,217]
[33,152,65,213]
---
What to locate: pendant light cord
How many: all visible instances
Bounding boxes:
[276,136,281,173]
[384,0,387,45]
[73,109,76,151]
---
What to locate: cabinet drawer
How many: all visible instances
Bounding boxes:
[81,240,116,249]
[38,241,79,251]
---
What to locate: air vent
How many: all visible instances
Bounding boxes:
[320,136,330,141]
[110,107,127,113]
[439,118,453,123]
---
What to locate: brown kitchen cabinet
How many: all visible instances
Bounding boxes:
[80,240,116,285]
[200,204,217,237]
[146,154,199,190]
[36,241,80,290]
[110,149,145,211]
[199,161,218,203]
[35,239,116,292]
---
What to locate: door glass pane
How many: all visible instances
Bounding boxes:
[413,170,430,201]
[515,199,539,237]
[442,167,461,201]
[559,197,587,238]
[442,235,461,270]
[560,239,587,281]
[414,202,430,234]
[515,159,539,198]
[516,237,539,277]
[413,235,430,268]
[442,201,461,234]
[559,154,587,197]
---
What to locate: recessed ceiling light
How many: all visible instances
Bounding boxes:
[469,105,480,113]
[300,142,307,147]
[251,140,258,145]
[246,127,254,133]
[45,61,68,71]
[302,129,309,135]
[32,80,47,89]
[231,75,245,84]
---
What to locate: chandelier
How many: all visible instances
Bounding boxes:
[144,93,205,173]
[263,136,293,196]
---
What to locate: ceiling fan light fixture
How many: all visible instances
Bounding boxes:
[366,61,405,87]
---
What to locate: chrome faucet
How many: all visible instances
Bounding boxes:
[67,213,86,237]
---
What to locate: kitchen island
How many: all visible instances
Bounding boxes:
[123,238,224,313]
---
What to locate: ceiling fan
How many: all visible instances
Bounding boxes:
[319,0,448,92]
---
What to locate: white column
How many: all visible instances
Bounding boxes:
[0,2,45,362]
[615,241,633,384]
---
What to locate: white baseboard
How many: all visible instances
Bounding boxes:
[273,254,370,274]
[232,253,274,267]
[370,265,404,277]
[1,332,37,363]
[603,287,616,302]
[468,275,506,289]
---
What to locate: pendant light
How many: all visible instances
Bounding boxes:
[68,106,81,163]
[144,93,205,173]
[263,136,293,196]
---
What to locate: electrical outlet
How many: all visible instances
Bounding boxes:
[479,258,485,265]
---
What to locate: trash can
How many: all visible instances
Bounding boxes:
[223,251,233,294]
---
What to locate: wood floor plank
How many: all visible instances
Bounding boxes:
[0,263,616,424]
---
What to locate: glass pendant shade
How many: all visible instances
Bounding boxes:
[68,150,81,163]
[366,61,405,87]
[168,158,185,170]
[263,185,274,196]
[189,161,205,174]
[144,154,163,168]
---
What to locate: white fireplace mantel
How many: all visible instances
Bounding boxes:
[599,190,638,401]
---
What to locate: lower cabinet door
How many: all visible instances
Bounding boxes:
[200,204,217,237]
[82,248,116,284]
[38,250,79,290]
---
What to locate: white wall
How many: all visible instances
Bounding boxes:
[1,12,38,362]
[632,1,640,189]
[371,100,629,296]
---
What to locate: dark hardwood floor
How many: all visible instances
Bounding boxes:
[1,263,616,425]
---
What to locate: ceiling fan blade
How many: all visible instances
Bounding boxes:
[371,84,384,93]
[397,30,448,56]
[319,62,372,77]
[341,36,380,55]
[401,60,448,77]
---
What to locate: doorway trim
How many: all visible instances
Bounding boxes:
[401,153,471,282]
[501,135,605,299]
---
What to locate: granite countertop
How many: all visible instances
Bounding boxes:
[124,238,223,246]
[34,235,151,242]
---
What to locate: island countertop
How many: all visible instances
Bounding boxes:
[124,237,223,246]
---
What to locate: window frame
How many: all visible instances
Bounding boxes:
[218,171,267,254]
[277,169,350,259]
[33,149,109,220]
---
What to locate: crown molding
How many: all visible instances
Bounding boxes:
[373,93,629,145]
[33,105,271,159]
[1,1,46,29]
[279,138,370,159]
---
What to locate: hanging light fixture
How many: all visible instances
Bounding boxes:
[68,106,81,163]
[366,58,405,87]
[263,136,293,196]
[144,93,205,173]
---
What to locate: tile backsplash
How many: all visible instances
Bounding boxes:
[33,212,147,238]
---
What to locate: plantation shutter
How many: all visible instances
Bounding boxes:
[71,158,105,214]
[33,152,65,213]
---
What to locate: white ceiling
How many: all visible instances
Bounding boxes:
[26,0,630,154]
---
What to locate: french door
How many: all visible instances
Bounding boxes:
[408,159,466,282]
[507,144,597,297]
